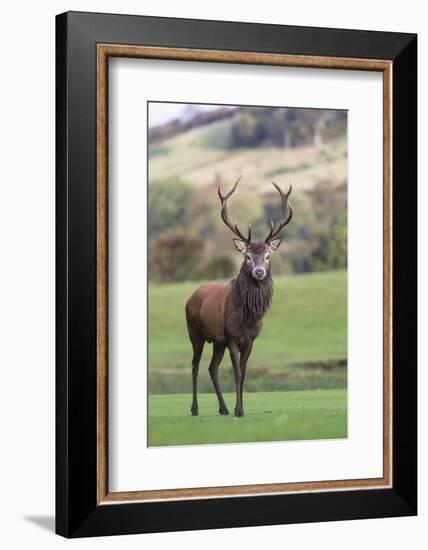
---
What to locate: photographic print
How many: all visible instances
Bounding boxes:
[147,101,348,447]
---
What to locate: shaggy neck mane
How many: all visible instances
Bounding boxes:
[233,263,273,321]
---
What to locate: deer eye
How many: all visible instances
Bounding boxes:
[246,254,252,260]
[265,254,271,260]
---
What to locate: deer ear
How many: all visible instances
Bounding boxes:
[269,238,282,251]
[233,239,247,254]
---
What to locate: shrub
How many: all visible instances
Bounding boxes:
[199,255,236,280]
[149,230,205,282]
[310,216,347,271]
[148,179,192,240]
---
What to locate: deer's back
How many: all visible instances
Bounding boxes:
[186,281,233,344]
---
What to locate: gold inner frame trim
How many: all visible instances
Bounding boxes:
[96,43,393,505]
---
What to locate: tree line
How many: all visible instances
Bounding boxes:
[149,105,347,150]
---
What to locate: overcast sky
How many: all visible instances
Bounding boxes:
[148,102,234,128]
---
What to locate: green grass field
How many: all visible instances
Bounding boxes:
[148,389,347,446]
[149,270,347,394]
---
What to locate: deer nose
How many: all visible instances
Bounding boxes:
[253,268,266,280]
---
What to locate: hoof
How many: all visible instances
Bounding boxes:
[191,407,199,416]
[219,407,229,415]
[234,408,244,418]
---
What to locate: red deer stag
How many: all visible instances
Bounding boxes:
[185,177,293,417]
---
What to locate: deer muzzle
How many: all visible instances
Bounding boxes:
[253,267,266,280]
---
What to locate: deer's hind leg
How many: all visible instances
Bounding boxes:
[208,343,228,415]
[189,333,205,416]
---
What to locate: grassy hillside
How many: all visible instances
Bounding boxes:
[149,270,347,394]
[148,389,347,446]
[149,117,347,193]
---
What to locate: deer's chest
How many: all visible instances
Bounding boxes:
[224,309,262,349]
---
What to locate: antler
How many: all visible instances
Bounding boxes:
[218,176,252,244]
[264,182,293,243]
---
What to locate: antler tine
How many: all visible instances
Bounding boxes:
[274,182,293,226]
[218,176,251,244]
[218,174,242,203]
[265,183,293,243]
[264,220,275,243]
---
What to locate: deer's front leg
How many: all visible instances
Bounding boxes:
[229,341,244,417]
[239,341,253,411]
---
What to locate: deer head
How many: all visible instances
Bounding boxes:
[218,177,293,281]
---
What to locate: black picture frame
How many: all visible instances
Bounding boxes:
[56,11,417,538]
